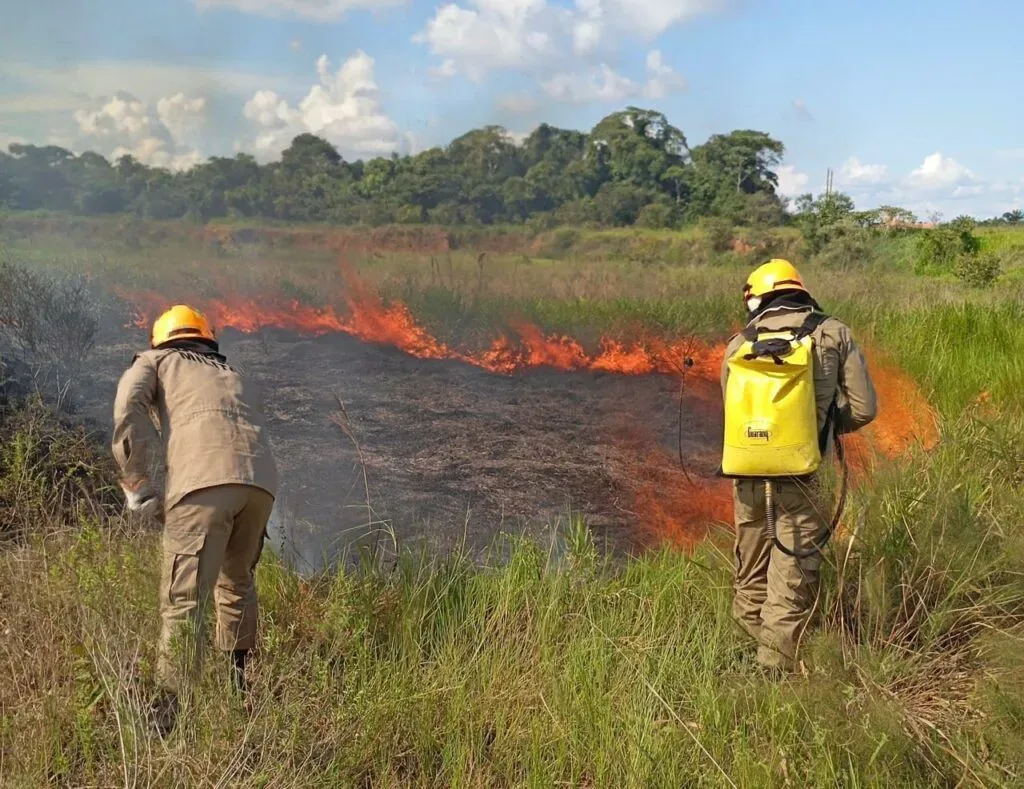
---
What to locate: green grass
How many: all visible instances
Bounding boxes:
[3,413,1023,786]
[1,218,1024,786]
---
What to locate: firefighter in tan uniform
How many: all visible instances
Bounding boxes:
[721,260,877,674]
[112,305,278,732]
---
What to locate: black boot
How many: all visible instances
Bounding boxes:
[150,691,179,739]
[231,649,250,694]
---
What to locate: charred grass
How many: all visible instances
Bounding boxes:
[1,232,1023,786]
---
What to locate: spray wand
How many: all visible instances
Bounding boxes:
[764,424,848,559]
[675,353,696,486]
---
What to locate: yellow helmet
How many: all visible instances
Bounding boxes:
[743,258,808,300]
[150,305,215,349]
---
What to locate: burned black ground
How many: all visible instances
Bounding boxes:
[77,313,724,571]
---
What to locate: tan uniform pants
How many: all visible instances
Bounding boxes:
[732,477,827,671]
[158,484,274,692]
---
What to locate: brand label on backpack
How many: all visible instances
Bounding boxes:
[745,425,771,442]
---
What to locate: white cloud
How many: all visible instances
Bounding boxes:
[505,128,535,145]
[193,0,404,21]
[498,92,540,114]
[239,51,408,161]
[598,0,734,38]
[542,65,639,105]
[72,92,206,170]
[791,98,812,121]
[413,0,558,82]
[643,50,686,98]
[776,165,809,197]
[73,94,155,140]
[827,152,1022,219]
[290,38,304,52]
[837,156,888,187]
[906,151,976,190]
[413,0,724,84]
[429,59,460,79]
[539,49,684,106]
[0,60,293,112]
[157,93,208,145]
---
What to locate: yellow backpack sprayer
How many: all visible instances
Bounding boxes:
[721,311,848,559]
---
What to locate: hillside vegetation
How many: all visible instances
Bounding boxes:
[1,222,1024,786]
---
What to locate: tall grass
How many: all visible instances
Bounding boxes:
[1,223,1023,786]
[3,423,1022,786]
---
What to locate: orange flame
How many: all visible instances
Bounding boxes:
[118,284,721,379]
[120,276,942,551]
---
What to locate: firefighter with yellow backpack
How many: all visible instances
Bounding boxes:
[720,259,877,674]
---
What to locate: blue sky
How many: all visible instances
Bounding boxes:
[2,0,1022,217]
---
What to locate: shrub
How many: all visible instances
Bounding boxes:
[698,216,734,253]
[956,250,1002,287]
[815,228,878,270]
[635,203,675,230]
[0,257,98,370]
[0,395,120,539]
[914,224,982,275]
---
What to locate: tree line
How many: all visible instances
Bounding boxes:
[4,105,1021,230]
[1,107,798,229]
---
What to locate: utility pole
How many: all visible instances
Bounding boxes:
[824,168,833,197]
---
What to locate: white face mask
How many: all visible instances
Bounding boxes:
[745,296,762,313]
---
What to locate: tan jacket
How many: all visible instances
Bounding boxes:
[112,346,279,509]
[721,304,878,440]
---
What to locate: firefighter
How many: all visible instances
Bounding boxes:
[720,259,877,674]
[112,305,278,734]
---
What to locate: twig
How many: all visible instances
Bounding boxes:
[329,394,377,543]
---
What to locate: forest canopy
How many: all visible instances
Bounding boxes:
[0,107,798,229]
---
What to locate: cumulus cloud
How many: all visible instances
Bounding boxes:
[599,0,735,38]
[837,156,888,187]
[193,0,404,21]
[240,51,407,160]
[776,164,810,198]
[414,0,722,86]
[157,93,208,144]
[536,49,684,106]
[541,65,639,105]
[413,0,558,82]
[72,92,206,170]
[643,50,687,98]
[827,151,1020,218]
[906,152,976,190]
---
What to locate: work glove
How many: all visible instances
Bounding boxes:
[121,479,161,520]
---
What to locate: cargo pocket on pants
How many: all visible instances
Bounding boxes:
[164,533,207,607]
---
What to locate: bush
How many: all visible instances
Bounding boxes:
[394,204,426,224]
[956,250,1002,287]
[698,216,734,253]
[635,202,675,230]
[734,191,785,228]
[815,228,878,270]
[0,395,120,539]
[0,257,98,370]
[914,224,982,275]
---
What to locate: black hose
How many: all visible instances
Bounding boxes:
[766,430,848,559]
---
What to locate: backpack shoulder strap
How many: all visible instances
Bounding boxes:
[792,310,830,341]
